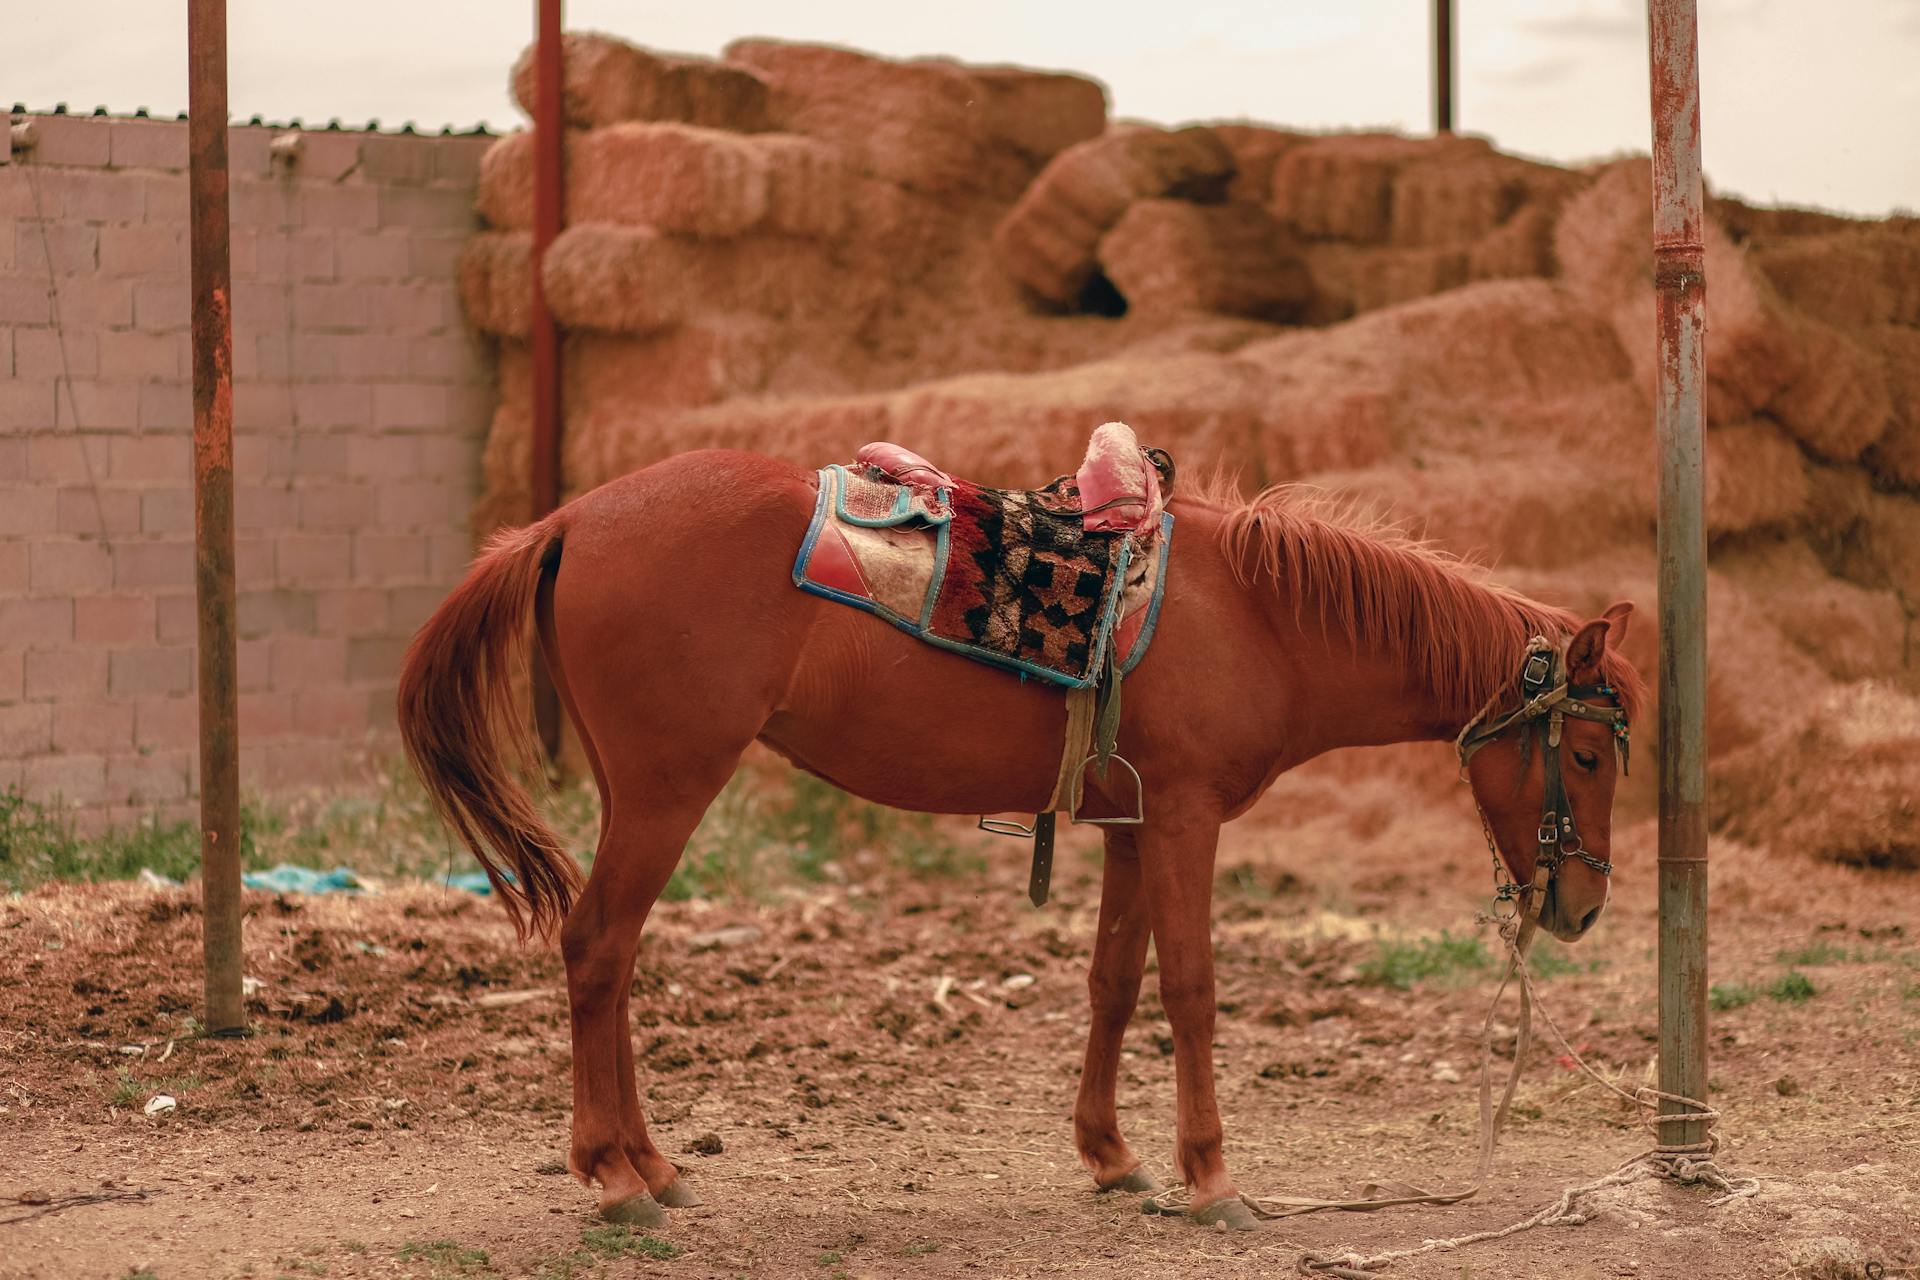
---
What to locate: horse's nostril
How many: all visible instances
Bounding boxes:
[1579,906,1603,933]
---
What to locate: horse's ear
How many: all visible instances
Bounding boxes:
[1600,600,1633,645]
[1568,603,1630,685]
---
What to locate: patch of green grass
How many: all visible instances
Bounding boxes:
[1774,940,1851,967]
[342,1243,368,1256]
[1768,970,1819,1003]
[817,1252,843,1267]
[124,1271,158,1280]
[0,784,256,889]
[1527,938,1604,980]
[394,1241,492,1275]
[1360,931,1492,990]
[1710,982,1758,1011]
[104,1068,204,1107]
[6,755,978,902]
[902,1241,940,1257]
[531,1251,592,1280]
[579,1226,681,1261]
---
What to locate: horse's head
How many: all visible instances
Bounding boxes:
[1458,603,1636,943]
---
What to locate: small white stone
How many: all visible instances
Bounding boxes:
[143,1095,177,1116]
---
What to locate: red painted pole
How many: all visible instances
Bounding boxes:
[530,0,564,760]
[1647,0,1710,1153]
[188,0,245,1035]
[1434,0,1456,134]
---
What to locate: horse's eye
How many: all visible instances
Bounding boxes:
[1573,749,1600,773]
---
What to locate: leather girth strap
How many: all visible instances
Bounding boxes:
[1027,648,1132,907]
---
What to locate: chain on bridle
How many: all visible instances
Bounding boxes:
[1455,636,1631,912]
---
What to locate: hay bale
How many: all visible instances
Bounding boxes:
[1271,133,1469,244]
[1705,420,1809,536]
[1554,159,1803,424]
[1710,196,1858,242]
[1208,123,1309,206]
[1716,681,1920,869]
[540,224,839,334]
[1311,244,1470,314]
[1467,202,1558,281]
[570,123,770,236]
[475,125,848,241]
[1755,545,1911,682]
[540,224,703,334]
[474,405,531,536]
[1751,228,1920,329]
[1242,279,1630,417]
[724,39,984,194]
[1389,151,1575,248]
[1097,200,1310,321]
[1804,476,1920,618]
[927,61,1108,164]
[475,131,538,230]
[510,33,771,131]
[508,32,651,128]
[1868,325,1920,487]
[754,134,852,239]
[991,125,1237,304]
[1321,454,1650,570]
[568,325,777,412]
[1769,321,1892,462]
[457,232,533,338]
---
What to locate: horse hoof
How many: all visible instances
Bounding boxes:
[1191,1195,1261,1231]
[599,1190,668,1227]
[1097,1166,1164,1195]
[655,1176,702,1209]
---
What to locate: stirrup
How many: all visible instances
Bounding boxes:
[1067,753,1144,825]
[978,815,1037,838]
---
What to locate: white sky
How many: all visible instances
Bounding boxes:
[7,0,1917,215]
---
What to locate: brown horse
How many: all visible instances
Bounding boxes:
[396,448,1645,1229]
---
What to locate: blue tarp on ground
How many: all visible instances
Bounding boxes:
[242,864,365,895]
[229,864,507,896]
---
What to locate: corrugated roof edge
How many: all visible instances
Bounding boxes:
[8,103,494,136]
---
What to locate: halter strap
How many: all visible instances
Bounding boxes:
[1455,636,1631,911]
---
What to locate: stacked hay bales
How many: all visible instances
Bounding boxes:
[460,33,1919,867]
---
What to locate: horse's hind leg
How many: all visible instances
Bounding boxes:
[560,751,737,1223]
[1074,829,1160,1194]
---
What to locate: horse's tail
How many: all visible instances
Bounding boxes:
[396,515,581,940]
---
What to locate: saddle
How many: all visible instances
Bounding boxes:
[793,422,1177,906]
[854,423,1169,538]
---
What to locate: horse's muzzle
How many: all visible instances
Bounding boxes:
[1539,874,1608,942]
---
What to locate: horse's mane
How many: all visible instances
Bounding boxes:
[1185,477,1647,726]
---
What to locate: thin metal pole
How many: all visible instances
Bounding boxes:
[1647,0,1709,1153]
[1433,0,1455,134]
[188,0,244,1035]
[529,0,564,760]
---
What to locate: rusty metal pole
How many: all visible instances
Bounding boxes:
[1647,0,1709,1152]
[188,0,245,1035]
[1434,0,1456,134]
[529,0,565,760]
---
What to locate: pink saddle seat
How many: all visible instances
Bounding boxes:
[853,421,1164,537]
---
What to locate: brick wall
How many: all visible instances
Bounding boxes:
[1,114,497,824]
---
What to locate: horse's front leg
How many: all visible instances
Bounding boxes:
[1074,828,1161,1193]
[1138,802,1257,1228]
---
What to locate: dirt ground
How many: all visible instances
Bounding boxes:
[4,786,1919,1280]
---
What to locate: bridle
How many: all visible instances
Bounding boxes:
[1455,636,1631,917]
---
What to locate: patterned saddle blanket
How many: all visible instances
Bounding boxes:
[792,424,1175,688]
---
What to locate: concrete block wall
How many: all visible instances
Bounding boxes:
[2,114,497,824]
